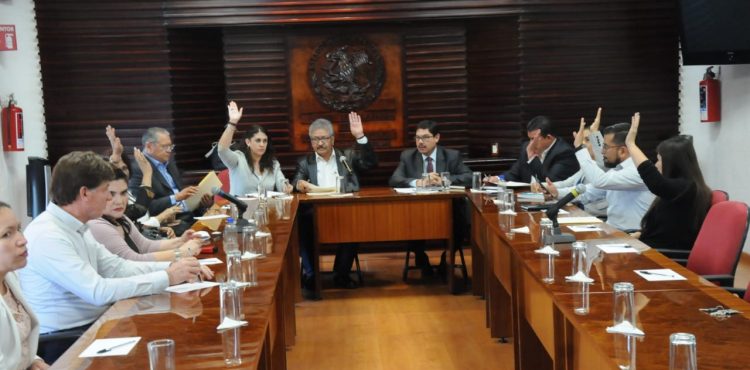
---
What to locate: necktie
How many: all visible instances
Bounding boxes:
[426,157,434,173]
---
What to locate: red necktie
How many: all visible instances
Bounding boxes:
[426,157,434,173]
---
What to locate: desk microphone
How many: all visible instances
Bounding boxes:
[545,183,587,243]
[211,187,248,216]
[340,156,353,174]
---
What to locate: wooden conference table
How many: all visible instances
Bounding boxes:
[467,191,750,370]
[52,199,301,370]
[51,187,750,369]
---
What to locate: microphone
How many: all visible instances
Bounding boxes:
[211,186,248,216]
[545,183,587,243]
[340,155,353,174]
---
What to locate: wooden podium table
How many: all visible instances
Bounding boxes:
[298,187,466,299]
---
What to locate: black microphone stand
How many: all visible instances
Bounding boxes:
[545,205,576,244]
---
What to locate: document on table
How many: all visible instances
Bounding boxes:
[555,216,604,224]
[79,337,141,358]
[634,269,687,281]
[505,181,530,188]
[596,243,639,254]
[510,226,530,234]
[165,281,220,294]
[199,257,223,265]
[568,225,603,233]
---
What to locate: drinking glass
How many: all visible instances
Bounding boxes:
[148,339,175,370]
[571,241,588,276]
[613,282,635,326]
[539,219,554,250]
[669,333,697,370]
[541,254,555,284]
[220,281,243,321]
[222,328,242,366]
[440,171,451,190]
[574,281,590,315]
[471,171,482,190]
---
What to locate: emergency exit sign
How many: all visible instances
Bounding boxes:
[0,25,17,51]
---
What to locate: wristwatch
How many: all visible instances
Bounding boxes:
[174,249,182,260]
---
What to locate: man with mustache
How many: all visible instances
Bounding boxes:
[389,120,473,280]
[292,112,377,291]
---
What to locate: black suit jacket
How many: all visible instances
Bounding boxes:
[292,141,378,192]
[502,138,579,183]
[128,158,184,216]
[388,146,473,188]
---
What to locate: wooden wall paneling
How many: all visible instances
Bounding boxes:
[164,1,523,27]
[466,18,522,161]
[36,0,173,165]
[518,1,680,154]
[222,28,294,165]
[403,26,469,154]
[167,28,226,171]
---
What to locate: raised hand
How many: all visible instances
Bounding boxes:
[227,101,243,124]
[626,112,640,147]
[105,125,124,159]
[348,111,364,139]
[133,147,152,176]
[573,117,587,148]
[589,107,603,133]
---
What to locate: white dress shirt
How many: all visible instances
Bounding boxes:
[554,170,608,217]
[575,150,655,230]
[18,203,170,333]
[315,151,340,188]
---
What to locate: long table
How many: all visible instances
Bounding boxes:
[298,187,466,298]
[51,199,300,370]
[467,191,750,369]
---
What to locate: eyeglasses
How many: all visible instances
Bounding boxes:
[602,144,624,151]
[415,135,434,142]
[151,143,175,152]
[310,136,331,143]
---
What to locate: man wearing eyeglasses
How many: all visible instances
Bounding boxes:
[389,120,473,279]
[292,113,377,290]
[567,119,654,231]
[128,127,213,235]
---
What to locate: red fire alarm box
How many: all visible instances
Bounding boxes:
[0,25,17,51]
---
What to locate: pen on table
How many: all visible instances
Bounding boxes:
[96,339,137,354]
[640,270,676,277]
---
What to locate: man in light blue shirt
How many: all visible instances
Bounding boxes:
[19,151,208,363]
[571,122,655,231]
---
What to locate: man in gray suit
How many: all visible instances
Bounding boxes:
[292,113,377,291]
[389,120,472,278]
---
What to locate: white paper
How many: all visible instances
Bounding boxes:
[185,171,223,211]
[79,337,141,358]
[606,321,645,336]
[510,226,530,234]
[498,210,517,216]
[194,214,229,221]
[243,191,285,198]
[307,184,336,193]
[597,243,639,254]
[534,246,560,256]
[470,188,498,194]
[165,281,220,294]
[394,188,416,194]
[505,181,530,188]
[217,317,248,331]
[634,269,687,281]
[555,216,604,224]
[568,225,602,232]
[199,257,223,266]
[558,209,570,215]
[565,271,594,283]
[241,251,262,260]
[306,192,355,198]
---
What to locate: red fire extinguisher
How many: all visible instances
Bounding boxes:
[2,94,24,151]
[699,66,720,123]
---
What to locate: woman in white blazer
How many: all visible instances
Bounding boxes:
[0,201,48,370]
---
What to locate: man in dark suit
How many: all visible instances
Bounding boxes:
[389,120,473,278]
[292,112,377,290]
[494,116,579,183]
[128,127,212,235]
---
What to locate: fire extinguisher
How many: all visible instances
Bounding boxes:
[699,66,720,123]
[1,94,24,151]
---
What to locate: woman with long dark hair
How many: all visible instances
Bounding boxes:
[626,113,712,251]
[88,168,205,262]
[217,101,293,195]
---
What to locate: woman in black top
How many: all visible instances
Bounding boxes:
[625,113,712,251]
